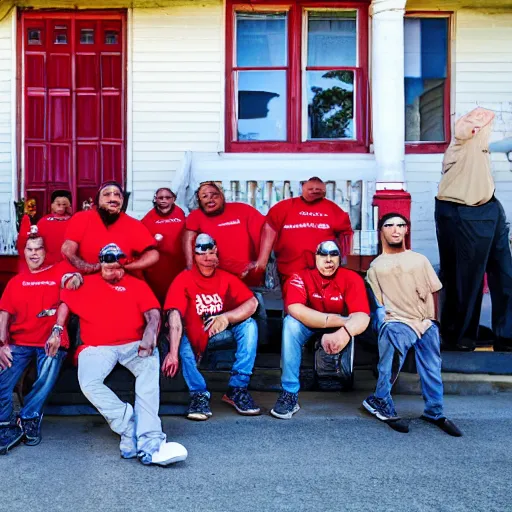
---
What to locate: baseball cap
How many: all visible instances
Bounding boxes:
[99,243,126,264]
[316,240,341,257]
[195,233,217,254]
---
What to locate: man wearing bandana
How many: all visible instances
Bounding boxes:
[162,234,261,420]
[271,240,370,419]
[142,188,186,305]
[0,230,82,454]
[62,181,158,275]
[252,177,353,284]
[436,107,512,352]
[61,243,188,466]
[183,182,265,286]
[364,213,462,436]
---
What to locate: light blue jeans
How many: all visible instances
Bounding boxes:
[179,318,258,393]
[375,322,444,420]
[78,342,166,458]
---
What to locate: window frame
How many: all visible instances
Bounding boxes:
[404,11,452,154]
[225,0,369,153]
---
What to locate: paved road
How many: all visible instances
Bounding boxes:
[3,392,512,512]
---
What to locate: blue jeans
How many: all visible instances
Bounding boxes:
[0,345,66,423]
[374,322,444,420]
[179,318,258,393]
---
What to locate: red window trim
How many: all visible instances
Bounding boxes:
[225,0,369,153]
[404,11,452,155]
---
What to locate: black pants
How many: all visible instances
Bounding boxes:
[435,197,512,346]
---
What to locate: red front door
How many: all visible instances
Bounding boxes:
[21,11,126,219]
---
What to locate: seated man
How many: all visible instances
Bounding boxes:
[0,231,82,454]
[363,213,462,436]
[271,241,370,420]
[162,234,261,420]
[62,181,158,275]
[61,243,187,466]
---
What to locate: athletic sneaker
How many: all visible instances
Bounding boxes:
[270,391,300,420]
[21,416,42,447]
[420,415,463,437]
[138,442,188,466]
[0,421,24,455]
[363,395,409,433]
[222,387,261,416]
[186,391,212,421]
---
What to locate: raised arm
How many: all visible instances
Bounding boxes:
[139,308,161,358]
[62,240,101,274]
[162,309,183,378]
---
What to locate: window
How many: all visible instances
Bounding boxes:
[404,14,450,152]
[80,28,94,44]
[226,1,369,152]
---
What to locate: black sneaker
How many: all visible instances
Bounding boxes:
[186,391,212,421]
[0,421,24,455]
[21,416,43,446]
[420,415,463,437]
[363,395,409,433]
[270,391,300,420]
[222,387,261,416]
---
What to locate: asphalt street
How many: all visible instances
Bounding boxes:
[2,391,512,512]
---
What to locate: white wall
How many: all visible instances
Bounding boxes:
[130,1,224,216]
[406,8,512,264]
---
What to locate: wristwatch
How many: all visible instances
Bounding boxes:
[52,324,64,335]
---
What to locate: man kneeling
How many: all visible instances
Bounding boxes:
[271,241,370,419]
[61,243,187,465]
[162,234,261,420]
[363,213,462,436]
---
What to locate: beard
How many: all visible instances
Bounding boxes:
[98,206,121,226]
[388,241,403,249]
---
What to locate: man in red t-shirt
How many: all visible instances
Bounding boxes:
[0,233,82,454]
[251,177,353,283]
[142,187,186,305]
[61,243,187,466]
[270,240,370,420]
[62,181,159,275]
[162,234,261,420]
[183,182,265,286]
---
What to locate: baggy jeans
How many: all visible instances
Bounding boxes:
[179,318,258,393]
[375,321,444,420]
[0,345,66,423]
[78,341,165,458]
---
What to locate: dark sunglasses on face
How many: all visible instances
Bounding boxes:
[316,249,340,257]
[99,253,124,264]
[195,243,216,253]
[383,223,407,228]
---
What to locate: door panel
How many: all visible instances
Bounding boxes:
[22,12,126,218]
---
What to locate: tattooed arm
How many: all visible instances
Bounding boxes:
[62,240,101,274]
[138,308,161,357]
[161,309,183,378]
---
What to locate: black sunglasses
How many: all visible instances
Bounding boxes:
[316,249,340,257]
[195,243,216,252]
[99,253,125,264]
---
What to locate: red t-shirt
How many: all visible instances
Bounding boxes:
[284,267,370,316]
[37,214,72,265]
[185,203,265,286]
[141,206,186,305]
[164,267,254,355]
[266,197,353,280]
[64,210,155,265]
[61,273,160,348]
[0,262,73,348]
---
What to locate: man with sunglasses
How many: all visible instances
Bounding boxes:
[271,241,370,419]
[61,243,188,466]
[0,230,83,454]
[183,182,265,286]
[363,213,462,436]
[251,177,353,284]
[162,234,261,420]
[142,188,186,305]
[62,181,158,276]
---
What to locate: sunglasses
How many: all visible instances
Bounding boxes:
[316,249,340,257]
[99,253,125,264]
[382,223,407,228]
[195,243,216,253]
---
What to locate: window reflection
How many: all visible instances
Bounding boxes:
[80,28,94,45]
[105,30,119,45]
[54,26,68,45]
[28,29,42,45]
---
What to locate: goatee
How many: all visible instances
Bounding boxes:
[98,207,121,226]
[388,241,403,249]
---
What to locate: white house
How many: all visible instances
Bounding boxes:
[0,0,511,267]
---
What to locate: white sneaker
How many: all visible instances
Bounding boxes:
[150,442,188,466]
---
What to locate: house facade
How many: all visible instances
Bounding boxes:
[0,0,511,264]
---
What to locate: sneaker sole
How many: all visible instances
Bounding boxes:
[186,412,212,421]
[362,399,398,422]
[221,395,261,416]
[151,453,188,467]
[24,436,42,447]
[270,404,300,420]
[0,431,24,455]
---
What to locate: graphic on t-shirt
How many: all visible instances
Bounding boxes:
[217,219,241,227]
[195,293,223,316]
[283,222,331,230]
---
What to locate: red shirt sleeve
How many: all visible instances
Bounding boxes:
[164,271,189,317]
[0,278,17,315]
[331,203,353,236]
[60,286,80,315]
[283,273,308,311]
[185,209,202,232]
[130,219,157,255]
[226,273,254,308]
[266,199,293,232]
[135,279,161,312]
[64,211,89,244]
[343,271,370,315]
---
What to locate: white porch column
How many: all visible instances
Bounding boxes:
[370,0,407,190]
